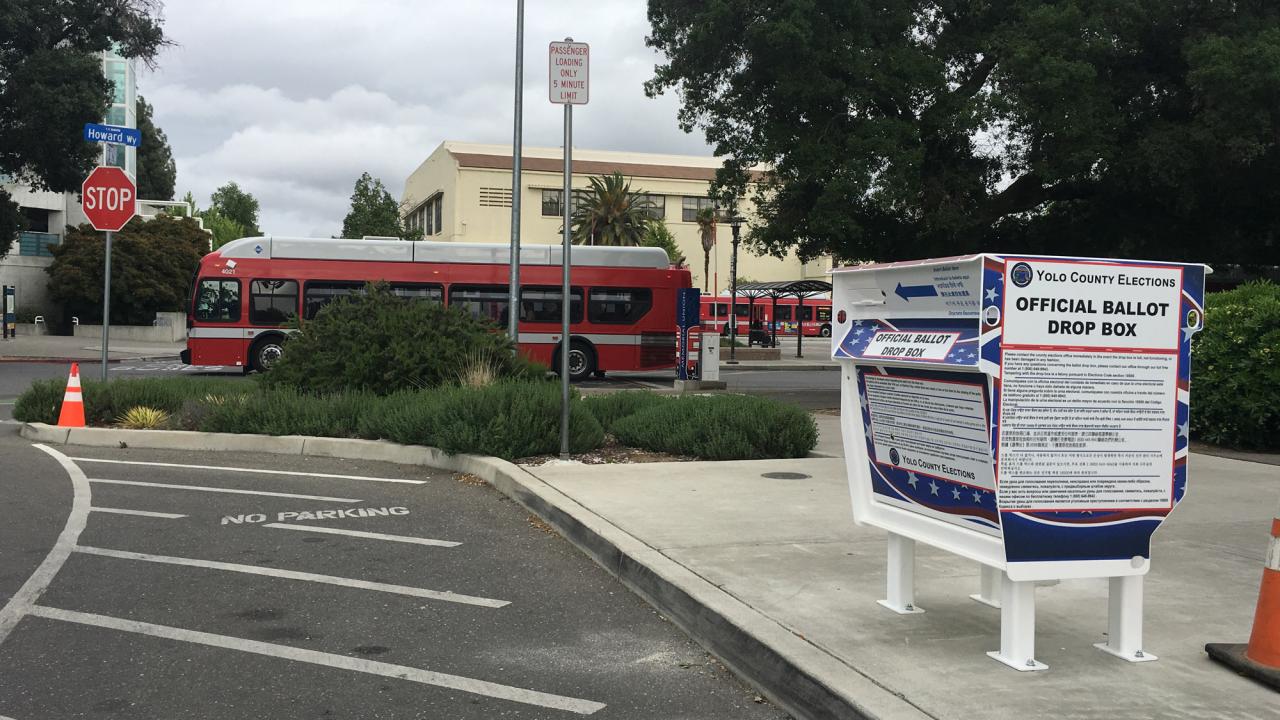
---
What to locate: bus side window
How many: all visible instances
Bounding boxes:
[715,303,727,318]
[520,286,583,323]
[775,306,792,321]
[800,306,813,322]
[390,283,443,304]
[817,306,831,322]
[588,288,652,324]
[450,285,509,326]
[304,281,364,319]
[250,279,299,326]
[195,279,240,322]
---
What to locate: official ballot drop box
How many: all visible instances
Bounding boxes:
[831,254,1208,671]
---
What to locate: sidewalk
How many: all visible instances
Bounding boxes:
[0,335,184,362]
[521,439,1278,718]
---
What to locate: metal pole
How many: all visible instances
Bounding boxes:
[797,293,805,358]
[559,100,572,459]
[100,230,112,381]
[727,223,740,364]
[506,0,524,344]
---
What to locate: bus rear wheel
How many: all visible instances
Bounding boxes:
[820,324,832,337]
[249,335,286,373]
[555,340,596,383]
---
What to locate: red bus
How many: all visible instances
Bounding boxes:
[699,295,833,339]
[182,237,691,381]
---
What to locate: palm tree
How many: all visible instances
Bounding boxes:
[695,207,718,291]
[569,172,656,246]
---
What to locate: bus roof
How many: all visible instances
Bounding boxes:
[216,237,672,269]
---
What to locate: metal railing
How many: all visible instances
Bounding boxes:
[18,231,61,257]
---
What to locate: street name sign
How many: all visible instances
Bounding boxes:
[549,41,589,104]
[83,123,141,147]
[81,166,136,232]
[832,253,1209,671]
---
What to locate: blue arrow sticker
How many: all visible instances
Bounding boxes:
[894,283,938,301]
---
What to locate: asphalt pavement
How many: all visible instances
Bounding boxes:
[0,432,789,719]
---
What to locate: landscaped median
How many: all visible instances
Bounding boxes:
[13,377,818,461]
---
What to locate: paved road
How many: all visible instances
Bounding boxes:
[0,425,789,719]
[0,360,841,411]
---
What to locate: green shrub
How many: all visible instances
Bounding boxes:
[376,381,604,460]
[12,376,249,426]
[582,391,668,433]
[613,394,817,460]
[1190,281,1280,449]
[261,285,546,395]
[197,389,380,438]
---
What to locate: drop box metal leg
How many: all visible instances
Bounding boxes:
[878,533,924,614]
[1094,575,1157,662]
[987,575,1047,671]
[971,564,1002,608]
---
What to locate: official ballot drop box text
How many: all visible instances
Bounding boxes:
[831,254,1208,670]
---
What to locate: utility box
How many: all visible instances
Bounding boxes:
[831,254,1208,671]
[701,332,720,382]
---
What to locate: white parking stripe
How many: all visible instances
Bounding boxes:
[28,606,604,714]
[89,478,360,503]
[70,457,425,485]
[73,546,508,608]
[0,445,91,646]
[91,507,187,519]
[263,523,460,547]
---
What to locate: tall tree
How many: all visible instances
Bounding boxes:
[695,208,718,291]
[341,172,417,240]
[136,95,176,200]
[0,0,167,257]
[570,172,657,246]
[647,1,1280,266]
[209,182,261,237]
[641,220,687,267]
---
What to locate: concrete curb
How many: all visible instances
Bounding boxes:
[19,422,925,720]
[722,363,839,372]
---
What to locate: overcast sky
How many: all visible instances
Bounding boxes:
[142,0,711,237]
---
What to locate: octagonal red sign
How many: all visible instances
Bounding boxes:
[81,166,136,232]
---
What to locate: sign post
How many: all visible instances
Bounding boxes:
[81,166,137,381]
[831,253,1209,671]
[550,38,588,458]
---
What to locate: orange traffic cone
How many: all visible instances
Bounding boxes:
[1206,500,1280,690]
[56,362,85,428]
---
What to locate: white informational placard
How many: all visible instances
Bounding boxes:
[997,258,1184,513]
[549,41,589,105]
[863,331,959,362]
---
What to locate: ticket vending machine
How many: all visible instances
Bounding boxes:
[831,254,1208,671]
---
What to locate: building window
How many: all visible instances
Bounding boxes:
[104,143,127,169]
[588,288,652,324]
[541,189,563,217]
[520,286,583,324]
[249,279,298,325]
[108,61,127,104]
[638,194,665,221]
[682,196,716,222]
[106,106,127,126]
[479,187,512,207]
[195,279,240,322]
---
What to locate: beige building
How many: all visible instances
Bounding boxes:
[400,141,830,293]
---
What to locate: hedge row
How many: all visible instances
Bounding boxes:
[1190,280,1280,449]
[13,378,817,461]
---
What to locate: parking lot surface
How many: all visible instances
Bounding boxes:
[0,434,787,719]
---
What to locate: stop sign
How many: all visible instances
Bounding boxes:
[81,166,136,232]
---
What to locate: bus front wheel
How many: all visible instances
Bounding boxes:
[555,340,596,383]
[249,335,286,373]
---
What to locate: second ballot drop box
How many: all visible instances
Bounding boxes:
[831,254,1208,670]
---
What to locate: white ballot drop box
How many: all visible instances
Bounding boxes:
[831,254,1209,671]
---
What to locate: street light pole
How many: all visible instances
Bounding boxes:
[727,213,743,365]
[506,0,524,344]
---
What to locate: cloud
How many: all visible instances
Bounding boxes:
[140,0,710,236]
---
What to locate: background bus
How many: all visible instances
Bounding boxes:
[183,237,691,381]
[699,295,833,339]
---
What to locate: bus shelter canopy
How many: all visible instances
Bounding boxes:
[727,280,833,355]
